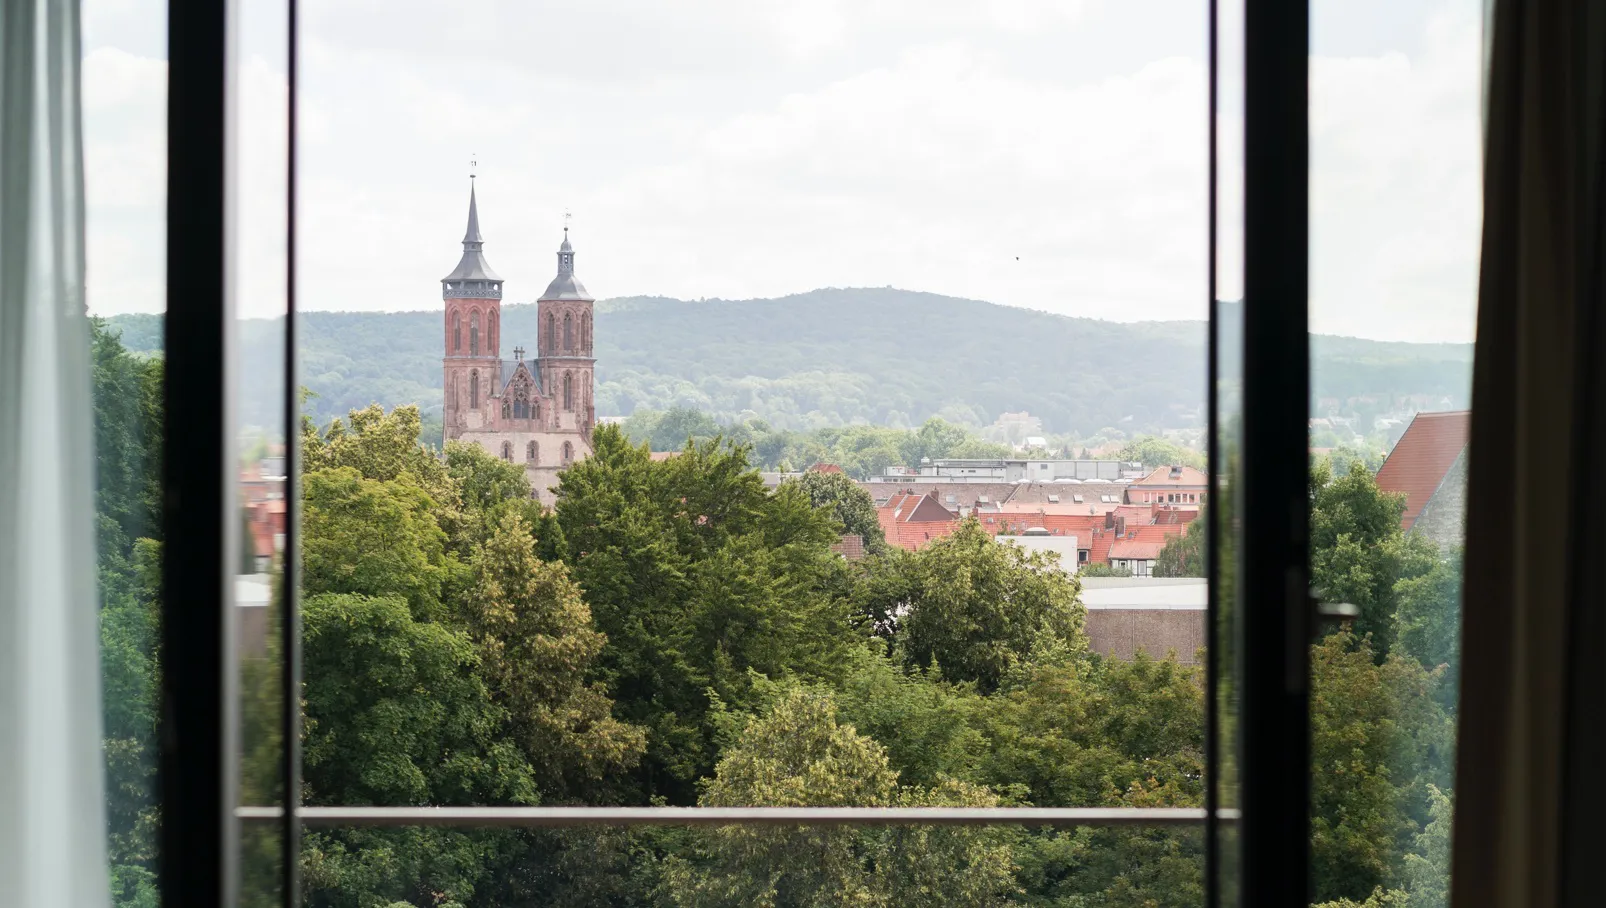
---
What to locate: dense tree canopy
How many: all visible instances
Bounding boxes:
[88,316,1464,908]
[782,468,888,552]
[856,519,1086,692]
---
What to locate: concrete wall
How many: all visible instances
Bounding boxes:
[1084,608,1205,663]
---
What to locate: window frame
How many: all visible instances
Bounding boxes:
[153,0,1316,905]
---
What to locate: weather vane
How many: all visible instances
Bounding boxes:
[564,209,571,234]
[469,154,477,180]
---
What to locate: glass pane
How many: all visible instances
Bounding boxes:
[83,0,166,902]
[302,822,1203,907]
[236,0,293,904]
[298,0,1212,901]
[1307,1,1480,905]
[1211,0,1245,904]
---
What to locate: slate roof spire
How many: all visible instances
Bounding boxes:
[541,219,591,301]
[442,171,502,298]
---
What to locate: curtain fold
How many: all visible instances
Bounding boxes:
[0,0,110,906]
[1452,0,1606,907]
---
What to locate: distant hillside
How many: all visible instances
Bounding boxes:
[103,287,1473,435]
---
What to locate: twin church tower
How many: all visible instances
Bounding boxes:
[441,178,595,504]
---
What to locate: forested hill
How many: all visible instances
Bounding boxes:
[103,287,1473,434]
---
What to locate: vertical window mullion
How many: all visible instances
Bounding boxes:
[1239,1,1312,906]
[161,0,239,904]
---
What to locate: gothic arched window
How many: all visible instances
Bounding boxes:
[502,401,510,419]
[470,311,481,356]
[527,441,537,463]
[582,312,591,352]
[562,441,573,465]
[470,371,479,409]
[546,312,556,353]
[501,442,512,462]
[488,311,497,354]
[563,312,573,352]
[452,311,461,353]
[563,372,574,411]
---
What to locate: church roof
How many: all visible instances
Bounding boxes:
[442,181,502,288]
[540,228,592,301]
[499,357,541,393]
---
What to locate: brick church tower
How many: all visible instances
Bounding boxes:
[441,178,502,441]
[537,227,595,433]
[437,177,597,505]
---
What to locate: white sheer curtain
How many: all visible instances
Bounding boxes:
[0,0,111,906]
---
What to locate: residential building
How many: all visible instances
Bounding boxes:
[873,457,1135,484]
[1125,464,1208,505]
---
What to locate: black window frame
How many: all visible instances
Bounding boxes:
[155,0,1311,905]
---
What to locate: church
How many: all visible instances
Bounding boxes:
[440,180,595,505]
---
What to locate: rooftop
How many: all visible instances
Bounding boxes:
[1375,410,1472,530]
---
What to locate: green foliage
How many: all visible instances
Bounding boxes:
[1309,632,1454,904]
[107,290,1473,438]
[1114,435,1204,470]
[1078,562,1133,578]
[464,511,646,799]
[664,685,1017,908]
[90,321,165,904]
[1309,461,1438,655]
[1393,550,1463,714]
[974,654,1204,809]
[857,520,1087,692]
[301,592,536,807]
[555,425,859,802]
[783,469,888,552]
[303,468,451,621]
[1153,511,1206,578]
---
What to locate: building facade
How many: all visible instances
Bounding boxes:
[441,181,595,505]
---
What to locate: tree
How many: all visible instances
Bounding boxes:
[299,592,536,908]
[1115,435,1205,470]
[463,511,645,799]
[1153,507,1207,578]
[1393,549,1463,714]
[1309,631,1454,904]
[1079,562,1133,578]
[664,686,1016,908]
[784,469,888,552]
[857,520,1087,693]
[304,404,469,551]
[302,467,451,621]
[1310,461,1438,655]
[554,426,857,802]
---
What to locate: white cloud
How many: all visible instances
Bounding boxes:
[82,0,1483,344]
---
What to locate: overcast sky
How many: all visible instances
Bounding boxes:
[82,0,1483,343]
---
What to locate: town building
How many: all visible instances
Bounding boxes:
[1125,464,1208,505]
[873,457,1137,484]
[440,180,595,505]
[1080,577,1206,664]
[1375,410,1470,550]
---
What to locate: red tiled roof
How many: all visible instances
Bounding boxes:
[877,491,961,550]
[1109,539,1167,560]
[891,520,960,550]
[831,534,867,561]
[808,462,845,474]
[1375,410,1471,530]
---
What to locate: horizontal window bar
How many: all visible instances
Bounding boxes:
[236,805,1234,827]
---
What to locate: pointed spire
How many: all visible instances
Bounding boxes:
[541,222,591,301]
[463,180,484,245]
[442,173,501,298]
